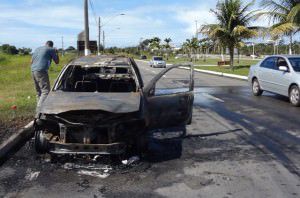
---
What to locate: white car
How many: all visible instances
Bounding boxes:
[248,55,300,106]
[149,56,166,68]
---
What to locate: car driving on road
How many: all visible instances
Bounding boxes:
[249,55,300,106]
[149,56,166,68]
[34,55,194,155]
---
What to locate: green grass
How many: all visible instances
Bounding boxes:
[195,65,251,76]
[167,57,259,66]
[0,53,76,122]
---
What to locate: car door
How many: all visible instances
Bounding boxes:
[143,64,194,129]
[270,57,292,96]
[257,57,277,91]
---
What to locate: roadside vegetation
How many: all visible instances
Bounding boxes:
[0,53,76,124]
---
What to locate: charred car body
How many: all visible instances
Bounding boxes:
[34,55,194,155]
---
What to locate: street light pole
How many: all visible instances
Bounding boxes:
[84,0,90,56]
[98,13,124,52]
[98,17,101,55]
[195,20,198,39]
[103,31,105,51]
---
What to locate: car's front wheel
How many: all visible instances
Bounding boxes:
[289,85,300,107]
[252,78,263,96]
[34,130,49,154]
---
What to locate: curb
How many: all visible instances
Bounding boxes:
[0,121,34,165]
[136,60,248,81]
[194,68,248,81]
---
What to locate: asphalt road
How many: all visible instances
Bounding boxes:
[0,60,299,198]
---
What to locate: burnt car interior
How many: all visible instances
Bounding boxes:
[55,60,138,93]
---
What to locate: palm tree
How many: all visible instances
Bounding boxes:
[259,0,300,55]
[164,38,172,60]
[183,38,199,62]
[201,0,258,69]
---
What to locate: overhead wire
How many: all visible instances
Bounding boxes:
[89,0,98,27]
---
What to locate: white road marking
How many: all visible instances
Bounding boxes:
[151,70,157,74]
[202,93,225,103]
[163,75,167,78]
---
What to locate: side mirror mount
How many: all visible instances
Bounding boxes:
[279,66,289,72]
[148,86,155,97]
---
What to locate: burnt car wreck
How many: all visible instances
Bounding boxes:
[34,55,194,155]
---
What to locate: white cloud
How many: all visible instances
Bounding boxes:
[173,6,216,35]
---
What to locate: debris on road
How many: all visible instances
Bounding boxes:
[77,170,110,179]
[121,156,140,165]
[25,169,40,181]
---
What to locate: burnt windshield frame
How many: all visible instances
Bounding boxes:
[288,58,300,72]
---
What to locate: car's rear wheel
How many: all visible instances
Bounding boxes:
[252,78,263,96]
[289,85,300,107]
[34,130,49,154]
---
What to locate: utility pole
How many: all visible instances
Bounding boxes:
[252,42,255,60]
[84,0,90,56]
[102,31,105,51]
[61,36,64,57]
[98,17,101,55]
[195,20,198,39]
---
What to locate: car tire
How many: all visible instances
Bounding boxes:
[135,132,149,155]
[34,130,49,154]
[252,78,263,96]
[289,85,300,107]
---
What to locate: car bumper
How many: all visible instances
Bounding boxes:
[153,64,166,68]
[48,141,126,155]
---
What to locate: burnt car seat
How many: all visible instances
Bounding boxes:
[75,81,98,92]
[109,82,133,92]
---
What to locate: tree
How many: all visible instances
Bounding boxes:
[201,0,258,69]
[199,38,213,62]
[65,46,76,51]
[163,38,172,60]
[18,47,32,55]
[183,38,199,62]
[139,39,151,51]
[258,0,300,55]
[149,37,162,55]
[0,44,19,55]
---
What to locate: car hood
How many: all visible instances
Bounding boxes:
[39,91,141,114]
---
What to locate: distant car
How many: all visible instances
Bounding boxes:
[140,55,147,60]
[149,56,166,68]
[34,55,194,155]
[249,55,300,106]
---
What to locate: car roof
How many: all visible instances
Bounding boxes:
[71,55,131,67]
[266,55,300,59]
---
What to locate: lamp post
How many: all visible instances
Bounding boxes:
[98,13,125,55]
[195,20,198,39]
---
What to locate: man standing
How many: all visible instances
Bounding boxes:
[31,41,59,113]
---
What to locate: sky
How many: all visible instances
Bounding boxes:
[0,0,278,50]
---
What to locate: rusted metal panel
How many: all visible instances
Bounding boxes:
[40,92,141,114]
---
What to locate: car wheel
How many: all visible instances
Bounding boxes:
[289,85,300,107]
[252,79,263,96]
[34,130,49,154]
[135,132,149,155]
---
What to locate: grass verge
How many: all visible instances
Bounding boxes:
[0,53,76,125]
[195,65,250,76]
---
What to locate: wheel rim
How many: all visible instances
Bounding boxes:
[290,88,300,104]
[253,80,260,93]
